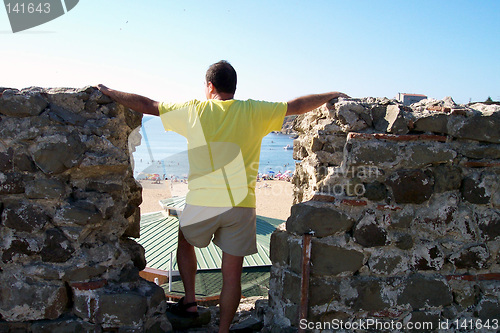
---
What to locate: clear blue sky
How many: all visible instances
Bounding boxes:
[2,0,499,104]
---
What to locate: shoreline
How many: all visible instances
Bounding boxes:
[138,179,293,221]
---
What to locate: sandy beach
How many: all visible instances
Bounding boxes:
[138,179,294,221]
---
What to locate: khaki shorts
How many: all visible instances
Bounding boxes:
[179,204,257,257]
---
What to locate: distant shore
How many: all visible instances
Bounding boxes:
[138,179,293,221]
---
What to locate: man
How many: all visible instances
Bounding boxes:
[98,60,348,333]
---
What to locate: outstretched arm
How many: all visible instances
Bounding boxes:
[97,84,160,116]
[286,91,349,116]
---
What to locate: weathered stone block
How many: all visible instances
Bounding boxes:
[124,107,143,130]
[71,281,106,322]
[347,140,399,168]
[283,305,299,327]
[369,252,406,275]
[461,176,490,204]
[310,137,324,152]
[448,110,500,144]
[0,279,68,321]
[54,201,102,227]
[25,178,67,199]
[292,139,307,160]
[13,151,37,172]
[383,105,410,134]
[2,202,50,233]
[397,275,453,308]
[286,202,355,237]
[394,233,414,250]
[30,316,97,333]
[0,148,13,171]
[2,238,38,263]
[44,88,87,113]
[283,271,301,304]
[63,265,107,283]
[457,142,500,159]
[124,209,141,238]
[331,100,370,132]
[449,280,480,309]
[346,279,391,311]
[363,181,388,201]
[311,240,364,276]
[121,238,146,271]
[270,228,289,266]
[40,228,75,263]
[476,298,500,321]
[98,292,148,328]
[449,244,490,269]
[405,144,456,169]
[48,104,87,126]
[0,172,25,194]
[388,208,415,229]
[386,169,434,204]
[412,245,445,271]
[288,239,303,274]
[353,213,387,247]
[0,89,48,117]
[414,113,449,134]
[477,210,500,241]
[32,133,85,174]
[308,278,340,307]
[372,105,389,132]
[433,165,462,193]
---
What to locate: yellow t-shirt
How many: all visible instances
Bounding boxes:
[158,99,287,208]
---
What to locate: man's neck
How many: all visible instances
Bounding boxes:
[211,92,234,101]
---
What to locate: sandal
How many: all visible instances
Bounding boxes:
[167,296,199,318]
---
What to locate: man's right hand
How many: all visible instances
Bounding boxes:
[97,84,111,96]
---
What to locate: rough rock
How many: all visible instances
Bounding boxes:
[0,89,48,117]
[269,96,500,330]
[0,87,169,331]
[386,169,434,204]
[286,202,355,237]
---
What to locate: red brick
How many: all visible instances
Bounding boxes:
[348,132,447,142]
[477,273,500,281]
[446,273,500,282]
[311,194,337,203]
[377,204,402,211]
[418,134,448,142]
[427,106,451,113]
[341,199,367,206]
[71,280,107,291]
[464,161,500,168]
[451,109,468,116]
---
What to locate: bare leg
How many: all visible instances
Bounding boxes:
[176,229,198,313]
[218,252,244,333]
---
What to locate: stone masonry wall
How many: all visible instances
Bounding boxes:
[0,87,172,332]
[269,97,500,331]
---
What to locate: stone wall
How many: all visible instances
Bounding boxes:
[0,87,172,332]
[269,97,500,330]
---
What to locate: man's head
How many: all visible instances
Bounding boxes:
[205,60,237,98]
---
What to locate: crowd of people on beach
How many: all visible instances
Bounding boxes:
[257,170,293,181]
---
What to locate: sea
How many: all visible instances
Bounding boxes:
[131,116,297,180]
